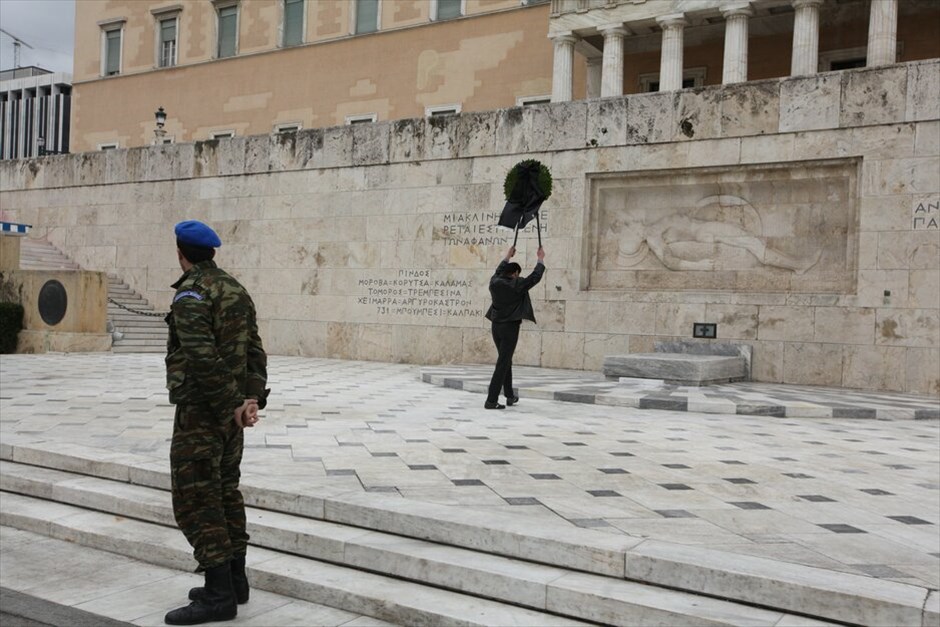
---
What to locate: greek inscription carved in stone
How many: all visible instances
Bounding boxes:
[357,270,480,318]
[438,210,548,246]
[912,199,939,230]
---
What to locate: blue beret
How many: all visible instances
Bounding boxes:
[175,220,221,248]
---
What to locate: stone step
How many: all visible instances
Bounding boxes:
[19,255,76,263]
[109,314,164,323]
[110,326,165,334]
[0,492,592,627]
[108,290,147,299]
[1,526,387,627]
[112,332,168,341]
[112,339,166,347]
[0,461,818,627]
[17,240,81,273]
[18,262,79,268]
[111,345,166,353]
[110,327,167,336]
[108,299,151,308]
[1,439,931,627]
[108,309,165,318]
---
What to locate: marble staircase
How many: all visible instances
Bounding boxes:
[107,275,168,353]
[2,440,934,626]
[18,237,82,271]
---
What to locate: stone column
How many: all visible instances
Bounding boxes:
[721,3,753,84]
[867,0,898,66]
[551,33,578,102]
[656,14,688,91]
[600,24,628,98]
[790,0,823,76]
[586,57,602,99]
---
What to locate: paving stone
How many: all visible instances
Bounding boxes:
[1,353,938,594]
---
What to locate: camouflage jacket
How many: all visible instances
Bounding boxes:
[165,260,267,417]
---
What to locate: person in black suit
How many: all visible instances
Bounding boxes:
[484,245,545,409]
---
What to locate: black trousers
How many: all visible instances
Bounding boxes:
[488,320,521,403]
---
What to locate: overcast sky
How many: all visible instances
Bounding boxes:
[0,0,75,74]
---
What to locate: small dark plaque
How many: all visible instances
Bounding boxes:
[692,322,717,339]
[38,280,68,326]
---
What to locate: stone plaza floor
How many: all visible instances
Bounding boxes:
[1,353,938,591]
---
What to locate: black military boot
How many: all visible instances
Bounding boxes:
[188,556,249,605]
[165,563,237,625]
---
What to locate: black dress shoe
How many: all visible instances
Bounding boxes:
[506,396,520,406]
[484,401,505,409]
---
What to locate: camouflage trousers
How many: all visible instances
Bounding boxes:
[171,404,248,571]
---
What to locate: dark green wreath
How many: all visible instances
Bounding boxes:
[503,159,552,201]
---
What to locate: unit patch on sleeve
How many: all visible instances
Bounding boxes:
[173,290,205,303]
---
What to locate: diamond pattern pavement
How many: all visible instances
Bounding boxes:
[1,353,938,589]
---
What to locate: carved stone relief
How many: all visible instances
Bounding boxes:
[587,159,859,293]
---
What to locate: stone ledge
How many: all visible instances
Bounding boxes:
[603,353,748,385]
[2,60,935,192]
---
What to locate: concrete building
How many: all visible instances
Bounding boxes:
[0,67,72,160]
[70,0,560,151]
[70,0,938,153]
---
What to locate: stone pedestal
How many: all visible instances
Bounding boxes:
[603,341,751,385]
[603,354,748,385]
[0,269,110,354]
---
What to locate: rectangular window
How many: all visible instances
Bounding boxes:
[819,46,871,72]
[639,67,706,92]
[98,142,119,150]
[517,95,551,107]
[346,113,377,125]
[210,130,236,139]
[104,28,122,75]
[159,17,177,67]
[355,0,379,34]
[283,0,304,46]
[435,0,461,21]
[426,104,461,117]
[217,5,238,58]
[275,122,301,133]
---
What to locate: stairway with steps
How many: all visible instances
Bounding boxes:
[3,439,935,626]
[15,237,167,353]
[17,237,81,272]
[107,275,168,353]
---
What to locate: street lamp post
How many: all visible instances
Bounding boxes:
[37,136,61,156]
[154,106,167,143]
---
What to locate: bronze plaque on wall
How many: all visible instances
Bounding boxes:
[38,279,68,326]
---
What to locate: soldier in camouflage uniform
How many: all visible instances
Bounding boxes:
[163,220,268,626]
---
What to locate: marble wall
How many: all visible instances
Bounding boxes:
[0,60,937,394]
